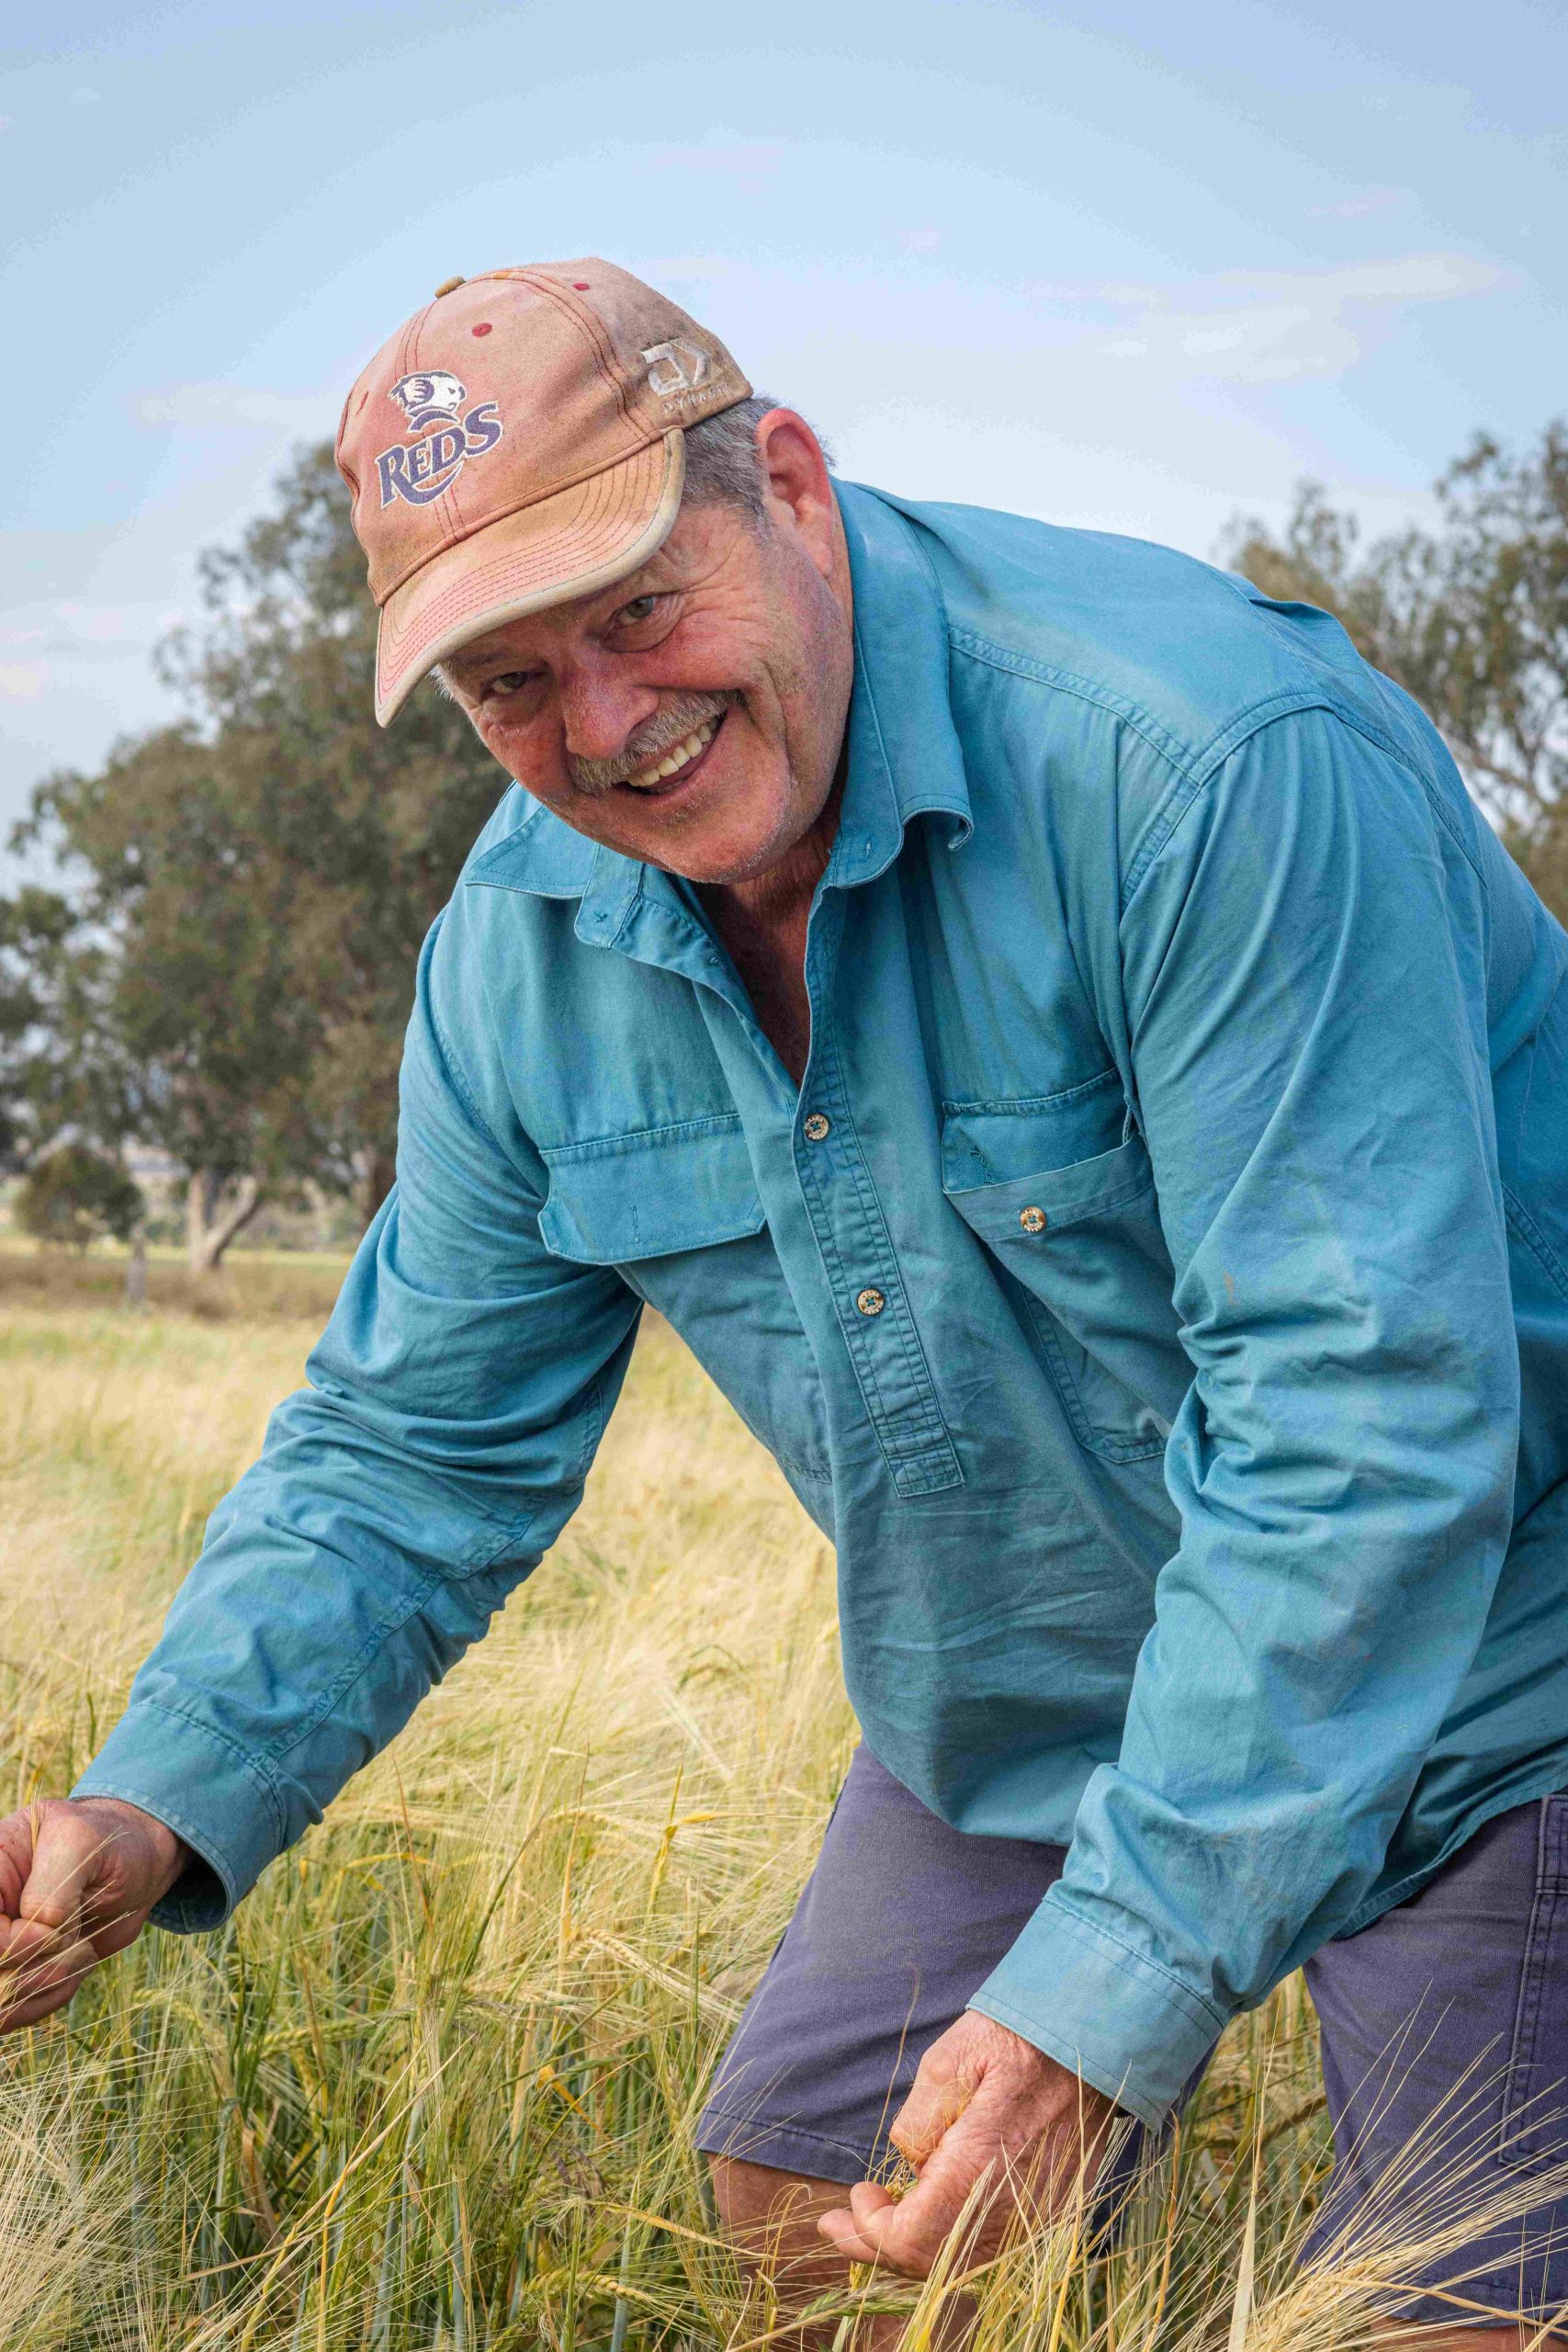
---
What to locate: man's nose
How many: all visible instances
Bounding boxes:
[558,662,660,765]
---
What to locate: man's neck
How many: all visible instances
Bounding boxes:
[702,765,845,937]
[694,768,846,1086]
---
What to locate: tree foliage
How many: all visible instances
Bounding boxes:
[0,885,77,1173]
[6,443,504,1267]
[1224,422,1568,919]
[13,1141,143,1253]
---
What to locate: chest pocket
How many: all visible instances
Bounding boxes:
[941,1094,1186,1464]
[538,1113,765,1264]
[536,1112,837,1503]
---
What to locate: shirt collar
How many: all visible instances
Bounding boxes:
[827,480,973,888]
[465,477,972,915]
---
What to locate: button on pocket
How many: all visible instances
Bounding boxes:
[942,1128,1185,1464]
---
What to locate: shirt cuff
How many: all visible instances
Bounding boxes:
[966,1890,1226,2130]
[72,1701,287,1934]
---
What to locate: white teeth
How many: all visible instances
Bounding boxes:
[626,712,721,789]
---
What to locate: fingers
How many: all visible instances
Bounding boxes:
[16,1804,102,1933]
[818,2052,1113,2278]
[818,2179,899,2265]
[821,2105,1007,2275]
[0,1812,38,1920]
[0,1927,102,2030]
[0,1803,143,2033]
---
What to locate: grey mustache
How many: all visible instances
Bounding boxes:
[568,692,740,796]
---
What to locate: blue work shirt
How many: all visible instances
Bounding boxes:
[78,482,1568,2126]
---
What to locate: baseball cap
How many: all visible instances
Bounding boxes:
[335,259,752,725]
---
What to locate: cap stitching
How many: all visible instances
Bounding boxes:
[378,451,658,653]
[378,444,668,651]
[509,269,639,432]
[374,424,664,605]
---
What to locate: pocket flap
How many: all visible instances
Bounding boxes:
[539,1114,766,1264]
[942,1133,1156,1238]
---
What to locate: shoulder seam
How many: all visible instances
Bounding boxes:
[946,625,1389,905]
[1119,689,1348,907]
[1119,695,1492,914]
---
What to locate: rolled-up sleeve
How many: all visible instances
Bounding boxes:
[74,908,640,1928]
[969,707,1519,2124]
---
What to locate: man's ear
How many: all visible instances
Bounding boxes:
[753,409,841,583]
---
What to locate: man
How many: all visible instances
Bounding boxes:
[3,259,1566,2346]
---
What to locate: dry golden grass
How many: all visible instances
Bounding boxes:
[0,1271,1562,2346]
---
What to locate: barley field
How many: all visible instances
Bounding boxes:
[0,1250,1556,2348]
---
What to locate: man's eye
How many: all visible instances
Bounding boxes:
[486,672,536,699]
[615,594,661,626]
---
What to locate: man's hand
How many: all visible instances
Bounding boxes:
[0,1797,188,2031]
[818,2013,1116,2278]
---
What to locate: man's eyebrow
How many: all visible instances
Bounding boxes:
[448,644,540,678]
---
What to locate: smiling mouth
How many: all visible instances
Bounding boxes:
[621,709,727,795]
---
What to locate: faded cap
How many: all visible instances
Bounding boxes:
[335,259,752,724]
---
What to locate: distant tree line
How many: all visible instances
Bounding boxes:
[1,424,1564,1271]
[1224,422,1568,920]
[0,445,502,1271]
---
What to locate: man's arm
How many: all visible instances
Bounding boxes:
[57,907,640,1939]
[967,703,1517,2112]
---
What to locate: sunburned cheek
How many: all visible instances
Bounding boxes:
[479,718,558,791]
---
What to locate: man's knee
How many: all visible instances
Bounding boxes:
[709,2156,977,2352]
[709,2154,852,2284]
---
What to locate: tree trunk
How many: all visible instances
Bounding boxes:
[124,1235,148,1310]
[186,1169,264,1274]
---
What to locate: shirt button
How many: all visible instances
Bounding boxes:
[1019,1205,1048,1235]
[855,1286,886,1317]
[803,1112,831,1141]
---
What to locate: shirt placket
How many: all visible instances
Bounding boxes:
[792,888,963,1500]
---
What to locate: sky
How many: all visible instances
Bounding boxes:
[3,0,1566,842]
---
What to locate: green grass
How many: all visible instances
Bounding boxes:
[0,1281,1558,2346]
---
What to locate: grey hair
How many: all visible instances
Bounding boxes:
[679,394,833,519]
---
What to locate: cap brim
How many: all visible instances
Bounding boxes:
[374,430,685,726]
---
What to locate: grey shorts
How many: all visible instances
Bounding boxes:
[695,1744,1568,2332]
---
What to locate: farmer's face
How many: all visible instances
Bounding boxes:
[439,413,854,887]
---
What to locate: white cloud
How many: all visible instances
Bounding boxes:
[902,228,942,254]
[0,664,48,701]
[137,384,336,432]
[1055,253,1502,385]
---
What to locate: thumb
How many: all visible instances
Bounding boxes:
[12,1804,115,1951]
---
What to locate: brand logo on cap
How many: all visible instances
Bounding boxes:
[374,369,504,510]
[641,339,710,399]
[389,370,468,431]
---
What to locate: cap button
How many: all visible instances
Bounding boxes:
[432,276,467,298]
